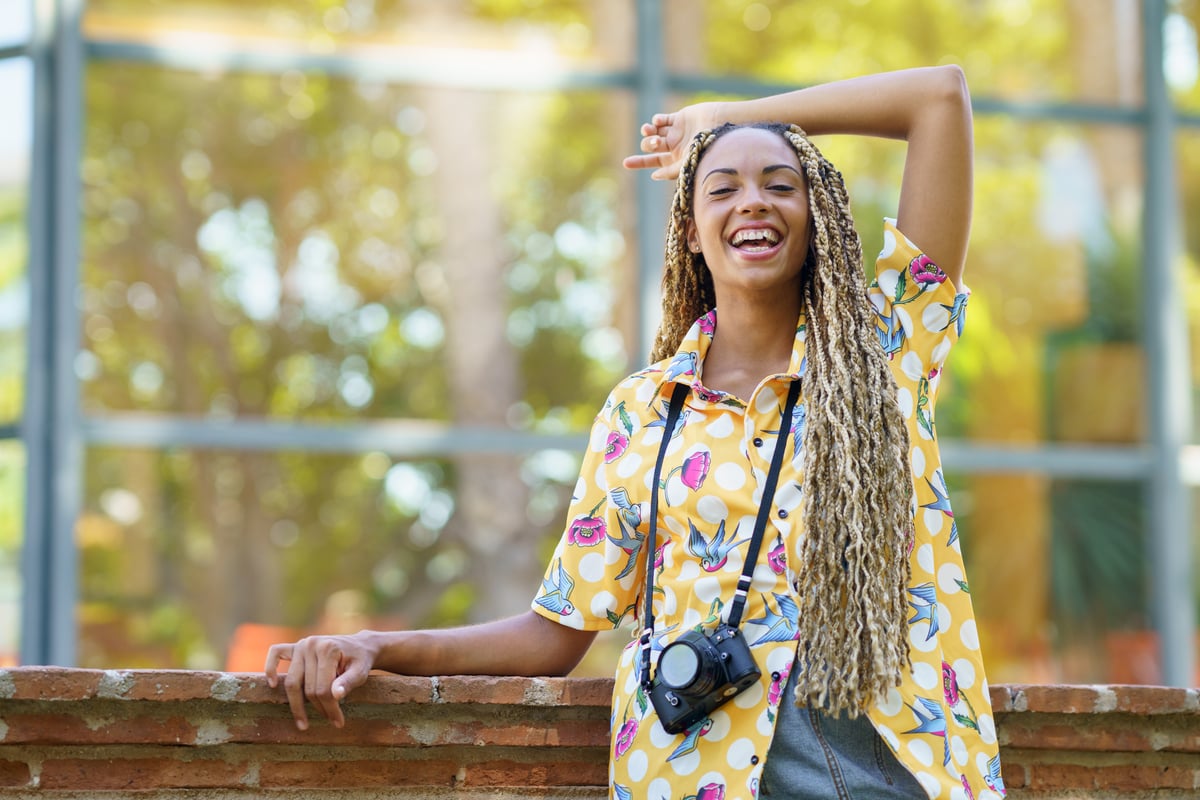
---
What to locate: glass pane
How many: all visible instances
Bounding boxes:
[78,445,581,669]
[81,62,637,430]
[1184,131,1200,438]
[946,119,1143,444]
[1167,5,1200,112]
[667,0,1144,107]
[0,0,32,48]
[950,471,1152,684]
[0,440,24,666]
[83,0,635,70]
[0,57,31,424]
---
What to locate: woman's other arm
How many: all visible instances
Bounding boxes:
[624,66,974,286]
[264,611,596,730]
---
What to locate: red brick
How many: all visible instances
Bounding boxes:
[429,720,610,748]
[1016,685,1109,713]
[226,715,421,746]
[1,712,199,745]
[1112,685,1193,714]
[433,676,612,707]
[351,674,438,704]
[1029,763,1200,791]
[999,760,1027,789]
[463,759,608,787]
[0,760,32,788]
[39,757,250,789]
[3,667,103,700]
[258,758,461,788]
[1000,721,1155,752]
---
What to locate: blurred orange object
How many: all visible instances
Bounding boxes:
[225,622,301,673]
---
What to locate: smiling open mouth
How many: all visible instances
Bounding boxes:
[730,228,781,252]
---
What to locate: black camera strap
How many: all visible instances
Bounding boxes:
[638,378,801,693]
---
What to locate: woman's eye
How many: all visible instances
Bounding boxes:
[708,187,735,196]
[770,184,797,192]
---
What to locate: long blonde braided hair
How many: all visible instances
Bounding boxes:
[652,122,914,716]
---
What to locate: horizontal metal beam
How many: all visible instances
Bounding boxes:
[0,44,28,60]
[82,414,589,457]
[87,40,637,91]
[940,441,1151,479]
[0,423,19,440]
[79,412,1165,480]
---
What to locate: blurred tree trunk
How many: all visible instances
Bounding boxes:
[416,13,534,618]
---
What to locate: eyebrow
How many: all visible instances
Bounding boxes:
[702,164,804,182]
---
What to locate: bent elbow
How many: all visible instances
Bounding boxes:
[933,64,971,108]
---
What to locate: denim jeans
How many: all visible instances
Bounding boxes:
[761,668,928,800]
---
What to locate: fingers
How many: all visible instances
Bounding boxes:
[263,643,292,688]
[282,646,311,730]
[309,644,347,728]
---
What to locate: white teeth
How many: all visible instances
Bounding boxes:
[731,228,780,246]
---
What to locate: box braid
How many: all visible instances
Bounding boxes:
[651,122,915,716]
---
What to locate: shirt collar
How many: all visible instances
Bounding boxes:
[659,308,807,399]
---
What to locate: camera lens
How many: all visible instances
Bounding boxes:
[658,641,701,689]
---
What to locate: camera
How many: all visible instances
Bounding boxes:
[649,623,761,734]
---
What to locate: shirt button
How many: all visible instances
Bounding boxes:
[753,437,764,447]
[778,509,789,519]
[751,755,760,765]
[771,671,781,681]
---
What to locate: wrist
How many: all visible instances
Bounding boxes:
[352,628,387,665]
[699,100,730,130]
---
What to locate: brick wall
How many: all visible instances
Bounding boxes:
[0,668,1197,798]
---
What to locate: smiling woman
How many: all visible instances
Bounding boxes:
[267,66,1001,800]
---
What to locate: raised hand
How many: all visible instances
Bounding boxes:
[622,102,723,181]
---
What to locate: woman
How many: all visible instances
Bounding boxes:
[266,65,1003,800]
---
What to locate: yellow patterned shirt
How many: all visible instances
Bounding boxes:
[532,221,1004,800]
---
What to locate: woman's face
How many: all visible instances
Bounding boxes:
[686,127,812,304]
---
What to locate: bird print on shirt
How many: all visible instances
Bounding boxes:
[908,582,941,640]
[746,593,801,645]
[685,519,750,572]
[666,716,714,761]
[534,559,576,616]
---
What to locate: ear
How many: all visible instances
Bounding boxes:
[685,218,701,254]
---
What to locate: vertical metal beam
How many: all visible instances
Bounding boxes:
[1141,0,1195,686]
[20,0,84,666]
[633,0,668,363]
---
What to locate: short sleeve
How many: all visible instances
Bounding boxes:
[531,394,646,632]
[868,218,969,370]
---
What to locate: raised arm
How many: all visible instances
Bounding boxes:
[265,611,596,729]
[624,66,974,286]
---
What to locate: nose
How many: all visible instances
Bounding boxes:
[737,185,769,214]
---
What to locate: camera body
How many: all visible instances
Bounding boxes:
[648,623,761,734]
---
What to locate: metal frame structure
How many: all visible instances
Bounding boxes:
[10,0,1197,683]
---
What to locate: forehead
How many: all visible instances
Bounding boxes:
[697,128,802,175]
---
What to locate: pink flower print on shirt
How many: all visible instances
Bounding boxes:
[942,659,980,731]
[680,451,711,490]
[568,515,606,547]
[909,253,946,286]
[768,541,787,574]
[698,310,716,336]
[942,661,960,706]
[960,774,975,800]
[768,661,793,708]
[614,718,638,760]
[691,782,725,800]
[604,431,629,463]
